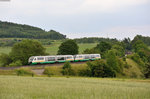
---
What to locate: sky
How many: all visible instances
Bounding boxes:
[0,0,150,40]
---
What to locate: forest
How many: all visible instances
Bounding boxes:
[0,21,66,39]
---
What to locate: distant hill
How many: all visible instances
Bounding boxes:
[0,21,66,40]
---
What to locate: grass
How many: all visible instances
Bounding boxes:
[0,47,11,54]
[0,41,97,55]
[43,64,87,76]
[0,76,150,99]
[44,43,97,55]
[124,58,143,78]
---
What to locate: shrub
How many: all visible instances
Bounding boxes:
[43,68,54,77]
[62,62,74,76]
[131,53,145,67]
[144,63,150,78]
[15,68,33,76]
[0,53,12,67]
[9,60,22,67]
[85,60,116,77]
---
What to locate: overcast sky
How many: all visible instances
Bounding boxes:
[0,0,150,39]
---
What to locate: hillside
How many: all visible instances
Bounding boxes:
[0,21,66,40]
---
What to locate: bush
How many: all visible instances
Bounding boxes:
[43,68,54,77]
[85,60,116,77]
[144,63,150,78]
[0,53,12,67]
[15,68,33,76]
[62,62,74,76]
[131,53,145,67]
[9,60,22,67]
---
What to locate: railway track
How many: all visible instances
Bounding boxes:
[0,61,87,70]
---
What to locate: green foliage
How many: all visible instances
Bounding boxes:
[61,62,74,76]
[74,37,118,44]
[85,60,116,77]
[106,50,120,73]
[132,40,147,52]
[83,48,99,54]
[15,68,33,76]
[95,41,112,58]
[10,40,47,65]
[131,53,145,67]
[0,21,66,40]
[122,38,132,51]
[144,63,150,78]
[95,41,112,53]
[58,40,79,55]
[9,60,22,67]
[0,53,12,67]
[111,43,125,57]
[132,35,150,46]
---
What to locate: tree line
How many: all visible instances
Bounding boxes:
[0,21,66,40]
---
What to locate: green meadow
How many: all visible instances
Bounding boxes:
[0,43,97,55]
[0,76,150,99]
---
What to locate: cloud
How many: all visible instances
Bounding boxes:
[103,25,150,39]
[1,0,149,16]
[80,0,149,13]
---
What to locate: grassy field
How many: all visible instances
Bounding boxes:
[0,47,11,54]
[45,42,97,55]
[0,76,150,99]
[0,42,97,55]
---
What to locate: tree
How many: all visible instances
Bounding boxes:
[0,53,12,67]
[58,40,79,55]
[132,40,147,52]
[95,41,112,53]
[122,38,132,50]
[111,44,125,57]
[106,50,120,73]
[95,41,112,58]
[10,40,47,65]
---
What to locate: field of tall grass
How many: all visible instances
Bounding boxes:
[0,76,150,99]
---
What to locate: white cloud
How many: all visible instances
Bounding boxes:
[80,0,149,13]
[1,0,149,16]
[103,25,150,39]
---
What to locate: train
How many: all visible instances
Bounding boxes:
[28,54,101,65]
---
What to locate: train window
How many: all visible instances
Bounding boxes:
[91,55,96,58]
[34,58,36,61]
[96,55,100,57]
[79,56,82,58]
[37,57,44,60]
[57,57,65,60]
[46,57,55,61]
[66,56,73,59]
[85,55,90,59]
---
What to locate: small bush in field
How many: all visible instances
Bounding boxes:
[43,68,53,77]
[62,62,74,76]
[15,68,33,76]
